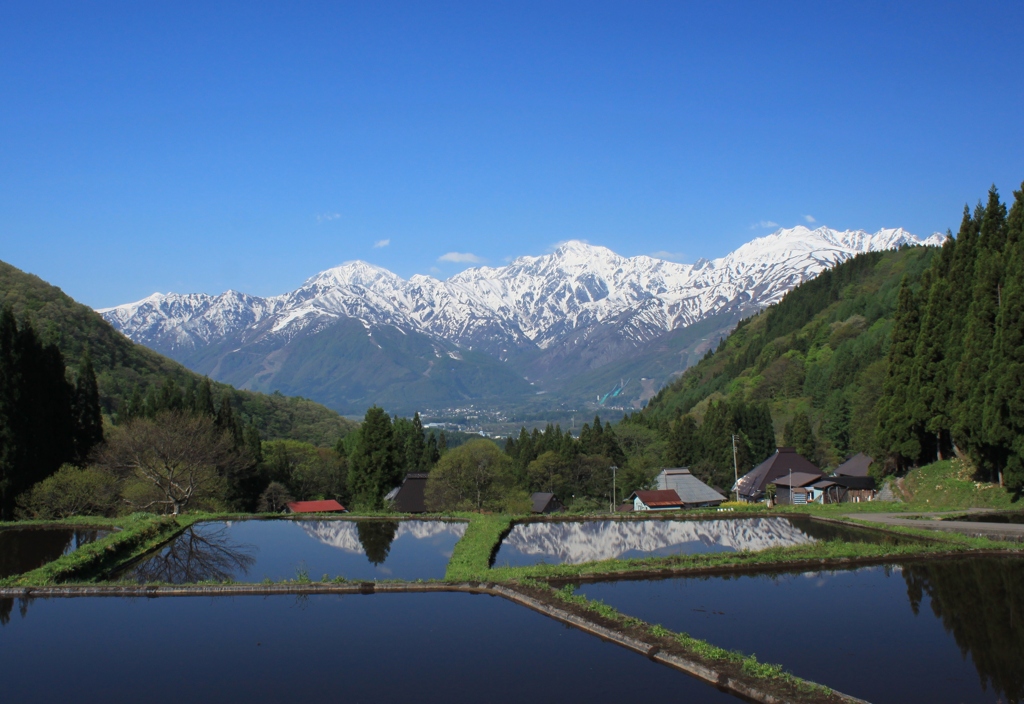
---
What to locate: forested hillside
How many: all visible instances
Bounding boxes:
[879,185,1024,489]
[0,260,355,445]
[636,244,940,477]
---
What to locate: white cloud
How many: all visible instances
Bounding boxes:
[373,239,390,248]
[316,212,341,223]
[751,220,779,230]
[438,252,484,263]
[650,250,686,262]
[429,266,442,274]
[804,214,816,224]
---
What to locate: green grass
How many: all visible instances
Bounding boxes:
[898,460,1020,510]
[444,514,517,581]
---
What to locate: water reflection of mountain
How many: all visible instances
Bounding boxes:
[903,558,1024,704]
[502,518,815,564]
[299,521,467,556]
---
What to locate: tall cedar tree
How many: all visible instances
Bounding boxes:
[347,406,399,509]
[0,310,100,518]
[876,279,924,467]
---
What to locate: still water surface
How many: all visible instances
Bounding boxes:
[114,519,465,583]
[493,515,906,567]
[578,557,1024,704]
[0,593,739,703]
[0,528,111,579]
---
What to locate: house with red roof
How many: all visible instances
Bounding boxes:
[629,489,686,511]
[285,500,347,514]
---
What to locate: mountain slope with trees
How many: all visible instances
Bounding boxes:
[636,244,941,482]
[0,259,355,445]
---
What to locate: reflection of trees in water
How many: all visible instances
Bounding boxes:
[356,521,399,565]
[903,558,1024,704]
[124,525,256,584]
[0,596,33,627]
[0,529,107,580]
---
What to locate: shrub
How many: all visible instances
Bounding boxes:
[16,464,119,519]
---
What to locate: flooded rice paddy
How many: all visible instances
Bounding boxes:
[0,592,739,703]
[114,519,465,583]
[576,557,1024,704]
[0,527,111,579]
[944,510,1024,525]
[493,515,907,567]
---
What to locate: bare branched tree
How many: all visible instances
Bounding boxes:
[98,411,243,515]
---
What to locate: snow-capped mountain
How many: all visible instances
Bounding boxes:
[101,226,941,352]
[98,226,944,412]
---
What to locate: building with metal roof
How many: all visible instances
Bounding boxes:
[834,452,874,478]
[629,489,686,511]
[655,468,727,507]
[388,473,430,513]
[733,447,823,502]
[769,471,824,505]
[286,500,347,513]
[530,492,564,514]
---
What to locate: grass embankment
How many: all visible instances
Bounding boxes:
[517,580,843,703]
[896,460,1020,510]
[444,514,515,581]
[0,513,194,587]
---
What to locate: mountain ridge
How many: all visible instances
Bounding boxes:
[99,226,944,414]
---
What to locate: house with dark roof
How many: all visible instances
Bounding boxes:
[812,475,877,503]
[733,447,823,502]
[385,473,430,513]
[530,492,564,514]
[834,453,874,478]
[286,500,347,514]
[769,471,823,505]
[629,489,686,511]
[655,468,727,508]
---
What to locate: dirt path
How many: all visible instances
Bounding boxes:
[853,509,1024,542]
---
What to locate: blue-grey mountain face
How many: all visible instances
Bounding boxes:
[99,228,944,414]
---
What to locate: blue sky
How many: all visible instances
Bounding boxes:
[2,1,1023,308]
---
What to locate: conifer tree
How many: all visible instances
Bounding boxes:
[407,412,426,472]
[347,406,398,509]
[953,188,1008,480]
[667,415,700,466]
[196,378,216,417]
[784,411,817,461]
[72,353,103,462]
[877,279,925,467]
[983,184,1024,488]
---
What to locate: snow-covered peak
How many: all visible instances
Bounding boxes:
[99,225,943,357]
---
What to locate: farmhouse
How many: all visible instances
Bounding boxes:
[834,453,874,478]
[654,468,726,508]
[385,473,429,513]
[733,447,823,503]
[530,492,564,514]
[629,489,686,511]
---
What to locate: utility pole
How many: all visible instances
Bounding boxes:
[610,465,618,513]
[731,434,739,501]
